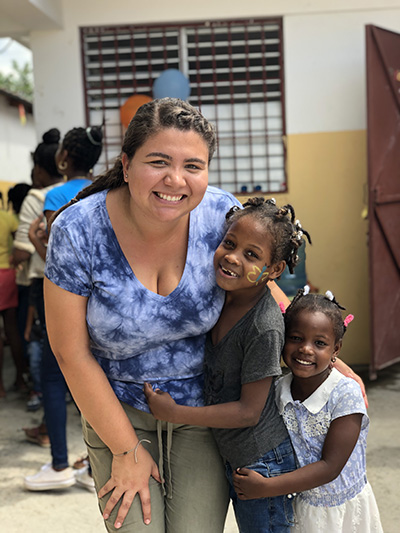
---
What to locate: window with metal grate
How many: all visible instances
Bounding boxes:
[81,18,286,194]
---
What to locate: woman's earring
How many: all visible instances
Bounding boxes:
[331,356,337,363]
[58,161,67,171]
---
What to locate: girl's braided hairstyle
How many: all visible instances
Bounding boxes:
[225,197,311,274]
[52,98,216,221]
[61,126,103,173]
[285,288,351,342]
[32,128,61,177]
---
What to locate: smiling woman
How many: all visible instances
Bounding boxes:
[43,98,244,533]
[118,128,209,231]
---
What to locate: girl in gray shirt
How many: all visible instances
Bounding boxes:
[145,197,311,533]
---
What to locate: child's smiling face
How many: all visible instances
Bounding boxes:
[283,310,342,383]
[213,215,285,294]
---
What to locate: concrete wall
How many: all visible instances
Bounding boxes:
[0,93,36,198]
[25,1,400,365]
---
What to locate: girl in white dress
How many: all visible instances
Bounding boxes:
[232,287,383,532]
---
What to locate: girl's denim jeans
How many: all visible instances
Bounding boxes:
[226,436,297,533]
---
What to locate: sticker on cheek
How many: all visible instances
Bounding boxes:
[247,265,269,285]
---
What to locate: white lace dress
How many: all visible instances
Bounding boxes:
[275,368,383,533]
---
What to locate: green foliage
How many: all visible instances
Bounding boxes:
[0,60,34,102]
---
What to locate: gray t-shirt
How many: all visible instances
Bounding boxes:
[204,288,289,469]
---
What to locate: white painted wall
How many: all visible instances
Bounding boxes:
[29,1,400,136]
[285,9,400,133]
[0,95,36,183]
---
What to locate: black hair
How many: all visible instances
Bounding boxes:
[8,183,32,214]
[285,289,349,343]
[52,98,216,221]
[61,126,103,173]
[225,197,311,275]
[32,128,61,177]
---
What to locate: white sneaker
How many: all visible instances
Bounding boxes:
[24,463,76,491]
[75,469,96,492]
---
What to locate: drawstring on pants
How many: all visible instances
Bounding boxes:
[156,420,174,499]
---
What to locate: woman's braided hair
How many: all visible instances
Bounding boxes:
[225,197,311,274]
[61,126,103,173]
[52,98,216,221]
[285,288,349,342]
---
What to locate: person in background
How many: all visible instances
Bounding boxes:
[24,125,103,492]
[8,182,39,409]
[11,129,62,439]
[0,199,26,397]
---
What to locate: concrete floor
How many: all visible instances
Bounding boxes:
[0,349,399,532]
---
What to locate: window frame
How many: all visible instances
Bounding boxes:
[80,17,287,194]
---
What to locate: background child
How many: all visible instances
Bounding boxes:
[232,288,383,533]
[23,125,102,492]
[145,197,311,533]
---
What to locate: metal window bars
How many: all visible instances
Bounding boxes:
[80,18,287,194]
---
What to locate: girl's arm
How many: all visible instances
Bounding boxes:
[44,278,161,529]
[144,377,272,428]
[232,412,363,499]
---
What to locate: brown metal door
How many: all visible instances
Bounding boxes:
[366,25,400,379]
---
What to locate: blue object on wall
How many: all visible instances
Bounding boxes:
[153,69,191,100]
[276,243,307,297]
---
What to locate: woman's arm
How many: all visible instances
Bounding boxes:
[24,305,35,341]
[333,358,368,408]
[44,278,161,528]
[232,413,362,499]
[144,377,272,428]
[268,280,290,309]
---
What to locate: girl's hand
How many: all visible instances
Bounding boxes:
[98,445,162,529]
[232,467,270,500]
[143,382,178,422]
[28,215,48,245]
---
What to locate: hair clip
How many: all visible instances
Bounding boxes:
[295,219,302,228]
[296,230,303,240]
[86,127,102,146]
[266,198,276,205]
[279,302,286,313]
[303,285,310,295]
[324,290,346,310]
[344,314,354,328]
[325,290,334,301]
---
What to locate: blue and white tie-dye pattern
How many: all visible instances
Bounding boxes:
[45,186,240,412]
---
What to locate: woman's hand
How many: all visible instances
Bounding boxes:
[98,445,162,529]
[232,468,270,500]
[143,382,178,422]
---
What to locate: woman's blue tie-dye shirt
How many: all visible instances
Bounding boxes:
[45,186,239,412]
